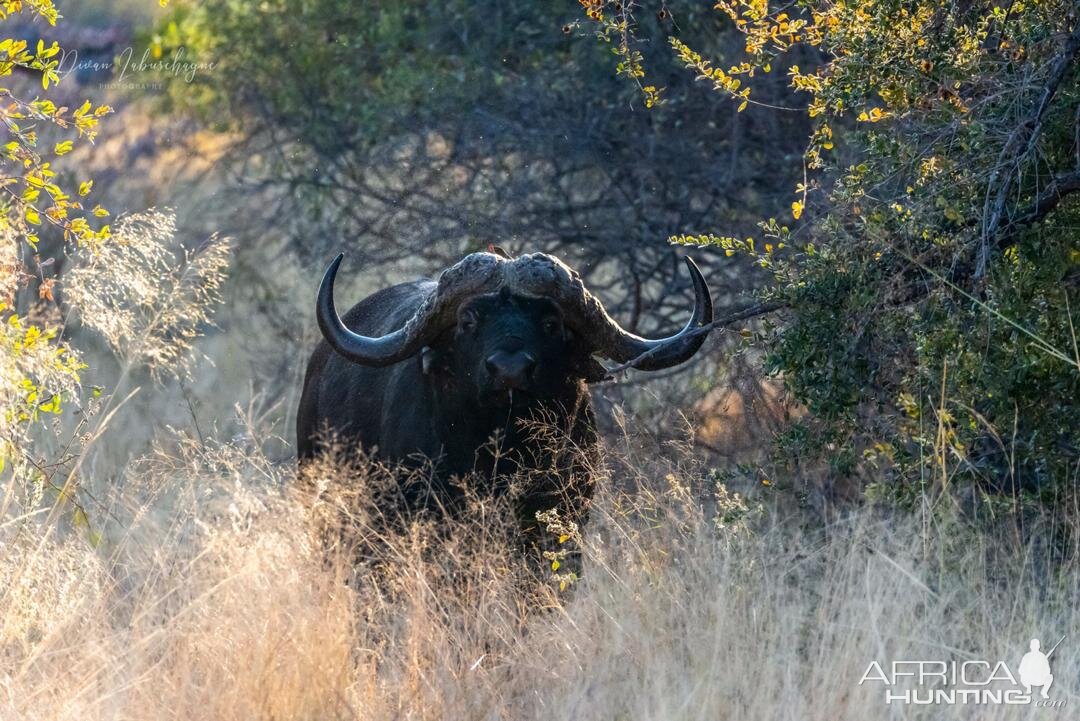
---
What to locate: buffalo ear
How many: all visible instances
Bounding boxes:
[579,356,611,384]
[566,327,609,382]
[421,346,445,376]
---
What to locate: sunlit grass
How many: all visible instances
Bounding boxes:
[2,425,1075,720]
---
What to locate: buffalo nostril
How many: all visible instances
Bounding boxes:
[522,355,537,378]
[486,351,536,389]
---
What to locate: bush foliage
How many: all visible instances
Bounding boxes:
[583,0,1080,499]
[0,0,113,483]
[0,3,230,529]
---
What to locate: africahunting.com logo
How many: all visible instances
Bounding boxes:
[859,636,1067,707]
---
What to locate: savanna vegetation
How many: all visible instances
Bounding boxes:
[2,0,1078,718]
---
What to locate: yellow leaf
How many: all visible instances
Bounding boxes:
[859,107,886,123]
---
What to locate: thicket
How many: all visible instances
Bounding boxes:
[571,0,1080,509]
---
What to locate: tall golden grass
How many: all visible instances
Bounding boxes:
[2,420,1076,720]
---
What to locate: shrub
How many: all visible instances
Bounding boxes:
[580,0,1080,501]
[0,1,113,497]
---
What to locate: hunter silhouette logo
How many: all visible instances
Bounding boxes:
[859,634,1067,707]
[1019,637,1060,699]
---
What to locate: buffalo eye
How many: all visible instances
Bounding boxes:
[458,310,479,334]
[541,316,563,337]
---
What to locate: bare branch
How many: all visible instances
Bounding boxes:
[1000,169,1080,238]
[977,22,1080,278]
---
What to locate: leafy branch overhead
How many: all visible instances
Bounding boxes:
[0,1,119,479]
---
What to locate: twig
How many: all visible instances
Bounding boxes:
[999,168,1080,234]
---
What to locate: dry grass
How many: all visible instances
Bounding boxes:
[1,422,1076,721]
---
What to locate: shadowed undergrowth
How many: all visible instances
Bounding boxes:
[1,423,1076,721]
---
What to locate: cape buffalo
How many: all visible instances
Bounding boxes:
[297,250,714,528]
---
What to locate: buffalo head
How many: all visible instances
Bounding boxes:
[315,251,714,403]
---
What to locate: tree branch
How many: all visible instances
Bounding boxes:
[999,169,1080,239]
[977,22,1080,278]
